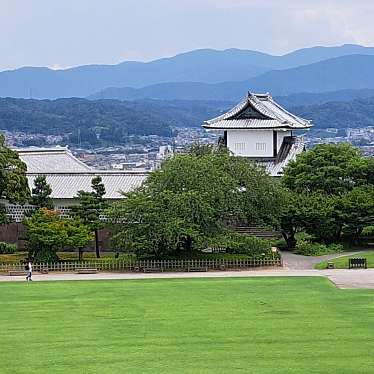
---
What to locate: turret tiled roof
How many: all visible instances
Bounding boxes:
[203,92,312,130]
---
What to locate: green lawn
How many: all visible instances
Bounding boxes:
[1,278,374,373]
[315,251,374,269]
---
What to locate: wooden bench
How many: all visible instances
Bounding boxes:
[143,267,164,273]
[8,270,27,276]
[75,268,98,274]
[186,266,208,272]
[349,258,367,269]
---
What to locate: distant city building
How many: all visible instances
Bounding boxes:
[203,92,312,176]
[6,147,148,222]
[155,145,173,169]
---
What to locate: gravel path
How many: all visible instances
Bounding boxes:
[1,268,374,289]
[281,250,369,270]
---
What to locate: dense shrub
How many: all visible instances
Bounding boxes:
[295,241,343,256]
[0,242,17,254]
[271,238,288,250]
[295,232,315,242]
[362,226,374,236]
[211,233,271,257]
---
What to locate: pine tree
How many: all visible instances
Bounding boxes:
[31,176,54,210]
[72,176,107,258]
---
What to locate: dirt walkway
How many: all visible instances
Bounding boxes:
[281,250,370,270]
[1,269,374,289]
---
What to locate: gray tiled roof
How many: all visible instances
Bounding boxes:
[203,92,312,130]
[17,147,92,173]
[26,172,148,200]
[203,119,283,129]
[264,138,305,177]
[16,147,148,200]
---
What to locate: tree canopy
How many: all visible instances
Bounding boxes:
[0,134,30,204]
[283,143,372,195]
[25,208,92,262]
[109,148,284,258]
[281,143,374,248]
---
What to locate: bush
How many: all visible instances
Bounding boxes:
[0,242,17,254]
[271,238,288,250]
[327,243,345,253]
[295,241,343,256]
[295,232,315,242]
[211,232,271,257]
[362,226,374,236]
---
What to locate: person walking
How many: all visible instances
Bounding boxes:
[25,261,32,282]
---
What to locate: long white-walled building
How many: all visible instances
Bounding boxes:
[203,92,312,176]
[6,147,148,222]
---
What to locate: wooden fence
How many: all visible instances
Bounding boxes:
[0,257,282,273]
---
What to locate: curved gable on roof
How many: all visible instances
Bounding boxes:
[203,92,312,130]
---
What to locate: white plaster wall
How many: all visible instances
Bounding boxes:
[227,130,273,157]
[276,130,292,152]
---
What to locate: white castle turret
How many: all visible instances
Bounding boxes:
[203,92,312,176]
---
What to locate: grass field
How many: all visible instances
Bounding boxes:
[315,251,374,269]
[1,278,374,374]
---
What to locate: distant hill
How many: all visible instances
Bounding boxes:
[276,89,374,107]
[2,44,374,99]
[291,98,374,129]
[1,97,374,148]
[90,55,374,101]
[0,98,230,145]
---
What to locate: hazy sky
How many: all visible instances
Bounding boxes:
[1,0,374,71]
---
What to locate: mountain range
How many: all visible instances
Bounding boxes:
[2,44,374,100]
[89,55,374,101]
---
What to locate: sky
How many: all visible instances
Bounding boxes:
[1,0,374,71]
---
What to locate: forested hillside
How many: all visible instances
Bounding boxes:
[0,98,230,143]
[1,97,373,146]
[292,98,374,129]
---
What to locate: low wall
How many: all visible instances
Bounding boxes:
[0,223,27,248]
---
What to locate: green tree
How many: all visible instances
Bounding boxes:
[283,143,371,195]
[109,148,284,258]
[0,133,30,205]
[25,208,92,262]
[147,148,283,226]
[110,189,213,258]
[30,176,53,210]
[279,192,306,249]
[333,186,374,244]
[72,176,107,258]
[0,205,10,225]
[282,144,374,247]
